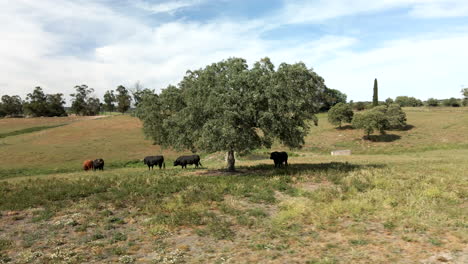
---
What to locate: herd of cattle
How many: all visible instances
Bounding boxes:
[82,152,288,171]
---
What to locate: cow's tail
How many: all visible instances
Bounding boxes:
[163,162,166,169]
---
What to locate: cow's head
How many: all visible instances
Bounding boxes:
[270,152,278,160]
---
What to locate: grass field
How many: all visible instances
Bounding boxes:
[0,108,467,263]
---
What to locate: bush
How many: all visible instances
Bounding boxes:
[385,98,394,105]
[353,102,366,111]
[395,96,423,107]
[385,104,407,129]
[351,104,407,138]
[352,110,388,138]
[426,98,439,107]
[443,98,461,107]
[327,103,353,128]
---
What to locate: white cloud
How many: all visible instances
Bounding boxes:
[135,0,204,14]
[0,0,466,104]
[280,0,468,24]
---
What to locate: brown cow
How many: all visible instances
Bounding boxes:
[83,160,94,171]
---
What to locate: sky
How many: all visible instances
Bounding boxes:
[1,0,467,103]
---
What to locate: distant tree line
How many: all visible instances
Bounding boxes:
[349,94,466,111]
[0,84,136,118]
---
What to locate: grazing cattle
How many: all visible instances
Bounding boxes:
[143,156,165,170]
[83,160,94,171]
[270,151,288,168]
[173,155,202,169]
[93,158,105,171]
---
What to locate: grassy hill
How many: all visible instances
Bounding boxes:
[0,108,466,263]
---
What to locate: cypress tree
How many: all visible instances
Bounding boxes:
[373,78,378,107]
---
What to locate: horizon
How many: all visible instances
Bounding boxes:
[1,0,467,103]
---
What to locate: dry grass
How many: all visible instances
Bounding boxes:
[0,107,467,263]
[0,116,99,134]
[303,107,468,154]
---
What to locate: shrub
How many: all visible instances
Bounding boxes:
[426,98,439,107]
[352,110,388,138]
[385,104,407,129]
[443,98,461,107]
[327,103,354,128]
[395,96,423,107]
[353,102,366,111]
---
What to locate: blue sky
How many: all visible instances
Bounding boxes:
[1,0,467,102]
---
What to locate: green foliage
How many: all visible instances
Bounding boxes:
[130,81,154,108]
[45,93,67,116]
[385,97,394,105]
[462,88,468,106]
[0,95,23,117]
[116,85,132,113]
[352,104,406,138]
[24,87,67,117]
[327,103,353,128]
[395,96,423,107]
[443,97,461,107]
[352,110,388,138]
[136,57,326,170]
[70,85,101,116]
[373,78,378,107]
[383,104,407,129]
[426,98,439,107]
[319,88,347,111]
[103,90,116,112]
[353,102,366,111]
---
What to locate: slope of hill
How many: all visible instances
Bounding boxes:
[0,108,466,263]
[0,107,467,178]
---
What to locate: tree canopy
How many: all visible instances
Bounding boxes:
[327,102,353,128]
[136,57,327,170]
[70,85,101,116]
[0,95,23,117]
[103,90,116,112]
[395,96,423,107]
[24,87,67,117]
[116,85,132,113]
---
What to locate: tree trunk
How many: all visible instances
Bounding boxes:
[227,150,235,171]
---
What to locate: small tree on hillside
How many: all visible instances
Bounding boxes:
[373,78,378,107]
[1,95,23,117]
[461,88,468,106]
[352,110,388,138]
[395,96,423,107]
[45,93,67,117]
[426,98,439,107]
[24,87,48,117]
[136,57,326,171]
[103,90,116,112]
[116,85,132,113]
[443,97,461,107]
[328,102,353,128]
[70,85,93,115]
[86,97,101,115]
[354,102,366,111]
[385,104,407,129]
[319,88,347,111]
[385,97,394,105]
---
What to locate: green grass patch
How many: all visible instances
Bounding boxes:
[0,124,66,139]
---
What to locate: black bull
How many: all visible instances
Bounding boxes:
[270,151,288,168]
[93,158,105,171]
[144,156,165,170]
[173,155,202,169]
